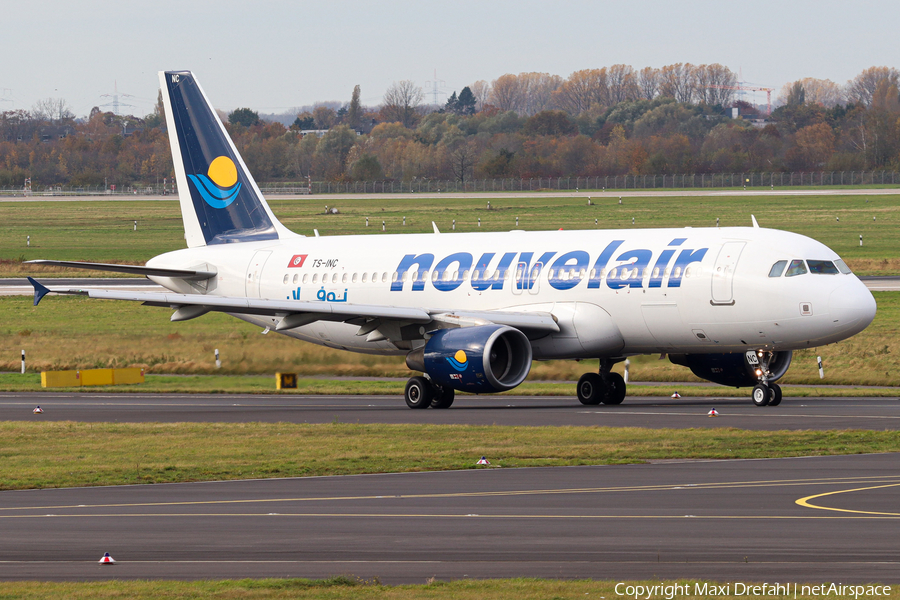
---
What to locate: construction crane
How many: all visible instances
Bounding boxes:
[709,83,775,115]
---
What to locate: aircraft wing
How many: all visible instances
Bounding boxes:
[27,278,559,336]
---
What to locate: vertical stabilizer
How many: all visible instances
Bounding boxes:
[159,71,291,247]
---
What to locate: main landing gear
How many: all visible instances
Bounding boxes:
[751,382,782,407]
[750,350,782,407]
[576,360,627,406]
[404,376,455,409]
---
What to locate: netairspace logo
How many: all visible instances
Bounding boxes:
[614,582,892,599]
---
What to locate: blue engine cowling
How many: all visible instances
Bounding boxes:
[406,325,533,393]
[669,351,792,387]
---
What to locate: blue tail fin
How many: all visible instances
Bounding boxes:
[160,71,287,247]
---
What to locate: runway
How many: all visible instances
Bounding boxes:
[5,392,899,430]
[0,454,897,583]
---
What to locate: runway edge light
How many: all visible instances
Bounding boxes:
[476,456,490,465]
[671,392,681,398]
[98,552,116,565]
[33,406,43,414]
[708,408,719,417]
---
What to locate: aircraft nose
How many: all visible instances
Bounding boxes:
[829,280,877,336]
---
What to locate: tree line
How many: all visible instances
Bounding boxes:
[1,65,899,190]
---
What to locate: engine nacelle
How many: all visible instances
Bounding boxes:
[669,351,792,387]
[406,325,533,393]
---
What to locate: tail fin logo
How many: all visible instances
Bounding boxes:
[187,156,242,209]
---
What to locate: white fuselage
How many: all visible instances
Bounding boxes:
[147,225,876,359]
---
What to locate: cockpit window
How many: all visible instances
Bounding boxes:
[834,259,852,274]
[768,260,787,277]
[785,259,807,277]
[807,260,840,275]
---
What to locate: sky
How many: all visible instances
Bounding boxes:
[3,0,899,118]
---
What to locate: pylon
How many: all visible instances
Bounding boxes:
[670,392,681,399]
[33,406,43,414]
[708,408,719,417]
[476,456,490,465]
[98,552,116,564]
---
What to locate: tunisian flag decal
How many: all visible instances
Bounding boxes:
[287,254,308,268]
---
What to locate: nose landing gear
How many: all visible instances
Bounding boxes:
[749,350,783,407]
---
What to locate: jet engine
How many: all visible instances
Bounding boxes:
[406,325,533,393]
[669,351,792,387]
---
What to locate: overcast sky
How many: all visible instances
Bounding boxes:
[3,0,898,118]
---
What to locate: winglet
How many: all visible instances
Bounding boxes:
[751,214,759,228]
[27,277,51,306]
[432,221,440,234]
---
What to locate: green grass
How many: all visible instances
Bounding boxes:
[2,292,898,386]
[0,422,897,490]
[2,193,900,275]
[0,578,876,599]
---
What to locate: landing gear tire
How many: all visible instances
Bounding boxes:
[752,384,770,407]
[602,372,627,405]
[431,385,455,409]
[577,373,604,405]
[768,383,782,406]
[405,376,433,409]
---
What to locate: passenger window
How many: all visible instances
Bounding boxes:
[342,273,348,284]
[785,259,807,277]
[768,260,787,277]
[352,273,358,283]
[312,274,318,283]
[283,274,289,284]
[362,273,368,283]
[292,274,298,284]
[383,273,389,283]
[807,260,840,275]
[834,259,852,274]
[302,274,308,284]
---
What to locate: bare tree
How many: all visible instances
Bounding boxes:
[607,64,639,104]
[31,98,74,123]
[658,63,696,103]
[694,64,737,106]
[777,78,845,107]
[382,80,424,128]
[469,80,491,112]
[847,66,900,107]
[520,72,563,116]
[637,67,660,100]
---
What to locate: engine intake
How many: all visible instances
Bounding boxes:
[406,325,533,393]
[669,350,792,387]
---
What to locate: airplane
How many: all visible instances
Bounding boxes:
[27,70,877,409]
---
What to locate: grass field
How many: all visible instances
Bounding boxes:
[2,193,900,275]
[0,578,875,599]
[1,292,898,386]
[1,422,896,490]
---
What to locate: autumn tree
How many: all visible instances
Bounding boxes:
[228,107,259,127]
[346,85,362,130]
[847,67,900,107]
[489,74,526,113]
[381,80,424,128]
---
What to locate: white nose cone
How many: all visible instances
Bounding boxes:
[829,281,877,338]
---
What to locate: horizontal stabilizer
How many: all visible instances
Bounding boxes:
[25,260,216,280]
